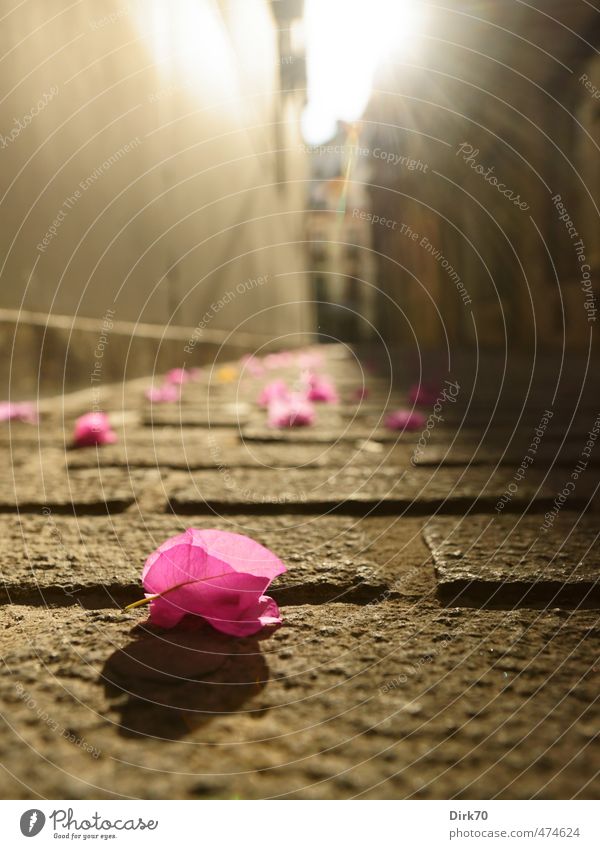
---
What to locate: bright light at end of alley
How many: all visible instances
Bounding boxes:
[301,0,427,145]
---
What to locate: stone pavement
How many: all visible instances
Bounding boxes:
[0,348,598,799]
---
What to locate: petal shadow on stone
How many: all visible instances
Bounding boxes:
[101,618,271,740]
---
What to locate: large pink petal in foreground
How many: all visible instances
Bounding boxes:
[384,409,426,432]
[73,412,117,447]
[142,529,286,635]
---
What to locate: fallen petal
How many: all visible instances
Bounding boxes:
[303,372,338,403]
[141,529,286,635]
[73,412,118,447]
[164,368,191,386]
[258,379,290,408]
[0,402,38,424]
[145,384,180,403]
[408,383,440,406]
[384,409,426,432]
[267,394,315,427]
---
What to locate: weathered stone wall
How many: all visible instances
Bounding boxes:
[0,0,312,393]
[0,310,302,397]
[365,2,600,353]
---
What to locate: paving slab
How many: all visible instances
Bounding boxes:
[67,442,326,470]
[413,442,600,468]
[2,350,599,802]
[0,513,431,606]
[238,421,584,446]
[145,406,395,433]
[66,438,414,471]
[0,602,597,799]
[142,407,252,428]
[0,425,68,447]
[0,467,151,513]
[0,446,66,469]
[163,466,577,514]
[238,424,452,444]
[424,515,600,606]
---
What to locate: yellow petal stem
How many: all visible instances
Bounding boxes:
[122,572,233,613]
[122,594,159,611]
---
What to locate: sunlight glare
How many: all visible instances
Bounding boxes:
[302,0,425,145]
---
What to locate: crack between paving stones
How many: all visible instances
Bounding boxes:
[0,501,133,516]
[437,579,600,609]
[166,497,584,517]
[0,580,399,609]
[4,580,597,611]
[0,496,590,518]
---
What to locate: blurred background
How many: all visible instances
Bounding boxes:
[0,0,598,395]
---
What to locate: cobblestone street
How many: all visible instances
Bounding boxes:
[0,348,597,800]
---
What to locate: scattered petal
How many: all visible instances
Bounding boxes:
[140,528,286,636]
[0,402,38,424]
[384,408,426,432]
[268,394,315,428]
[408,383,440,406]
[165,368,191,386]
[303,372,338,403]
[145,384,180,403]
[258,379,290,408]
[73,412,117,447]
[240,354,265,377]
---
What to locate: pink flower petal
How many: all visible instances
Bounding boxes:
[240,354,265,377]
[267,394,315,428]
[164,368,190,386]
[258,379,290,408]
[142,529,286,635]
[408,383,440,406]
[256,595,283,626]
[0,402,38,424]
[73,412,117,447]
[145,384,180,403]
[303,372,338,403]
[384,409,426,432]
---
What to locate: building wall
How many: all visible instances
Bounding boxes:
[0,0,312,387]
[364,5,599,354]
